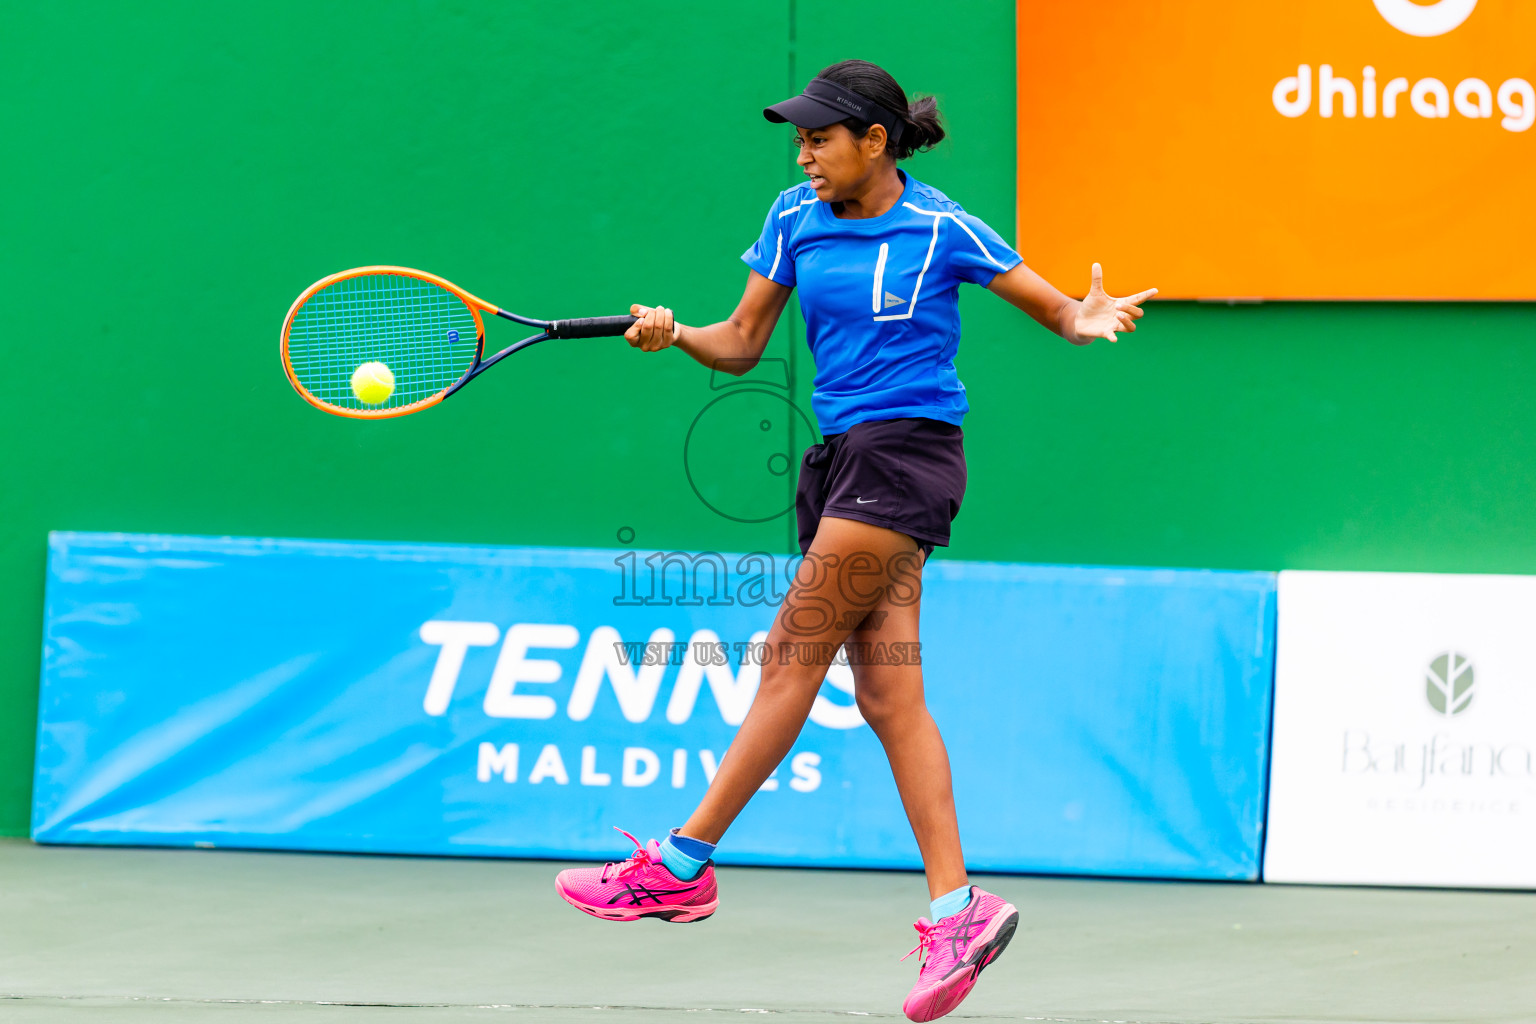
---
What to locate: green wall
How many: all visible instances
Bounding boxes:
[4,1,1534,835]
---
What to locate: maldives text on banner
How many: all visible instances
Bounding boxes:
[1266,570,1536,888]
[35,533,1276,879]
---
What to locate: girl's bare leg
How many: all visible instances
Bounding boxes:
[847,580,968,900]
[679,516,924,843]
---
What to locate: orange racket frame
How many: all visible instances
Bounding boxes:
[280,265,635,420]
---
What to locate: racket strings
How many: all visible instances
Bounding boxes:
[286,273,480,410]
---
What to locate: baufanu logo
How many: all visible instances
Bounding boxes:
[1342,731,1532,789]
[1272,1,1532,132]
[1426,651,1474,717]
[1339,649,1532,792]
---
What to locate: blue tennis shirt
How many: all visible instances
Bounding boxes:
[742,172,1021,436]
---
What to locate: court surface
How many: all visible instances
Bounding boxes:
[2,838,1531,1023]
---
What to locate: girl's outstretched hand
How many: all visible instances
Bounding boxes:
[626,304,680,352]
[1073,264,1157,344]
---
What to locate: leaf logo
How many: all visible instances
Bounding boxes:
[1373,0,1478,38]
[1425,651,1474,716]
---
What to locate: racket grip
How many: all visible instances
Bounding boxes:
[547,315,638,339]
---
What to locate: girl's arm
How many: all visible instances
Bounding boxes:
[988,261,1156,345]
[626,270,793,375]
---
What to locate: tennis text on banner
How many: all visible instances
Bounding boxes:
[418,621,865,729]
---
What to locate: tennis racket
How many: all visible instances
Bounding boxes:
[280,265,637,419]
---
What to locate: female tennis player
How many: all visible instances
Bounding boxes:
[555,59,1155,1022]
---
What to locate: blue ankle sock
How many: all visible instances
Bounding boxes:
[930,884,972,922]
[659,829,715,881]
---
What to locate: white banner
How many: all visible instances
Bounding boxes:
[1265,570,1536,888]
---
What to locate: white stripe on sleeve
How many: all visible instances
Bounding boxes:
[946,212,1008,268]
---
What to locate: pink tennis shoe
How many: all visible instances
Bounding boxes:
[554,829,718,923]
[901,886,1019,1022]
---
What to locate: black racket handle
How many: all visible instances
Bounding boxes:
[547,315,638,339]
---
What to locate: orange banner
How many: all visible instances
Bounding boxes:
[1017,1,1536,299]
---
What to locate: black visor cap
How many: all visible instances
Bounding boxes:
[764,78,904,142]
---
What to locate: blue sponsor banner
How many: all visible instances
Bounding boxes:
[35,532,1276,879]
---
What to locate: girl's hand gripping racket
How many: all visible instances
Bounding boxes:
[280,265,637,418]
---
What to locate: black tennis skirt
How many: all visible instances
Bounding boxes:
[795,417,967,559]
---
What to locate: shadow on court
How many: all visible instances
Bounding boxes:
[2,838,1531,1022]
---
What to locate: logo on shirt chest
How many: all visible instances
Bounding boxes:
[869,219,942,322]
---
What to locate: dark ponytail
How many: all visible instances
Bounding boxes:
[900,94,945,157]
[815,59,945,160]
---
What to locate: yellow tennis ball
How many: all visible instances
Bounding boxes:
[350,361,395,405]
